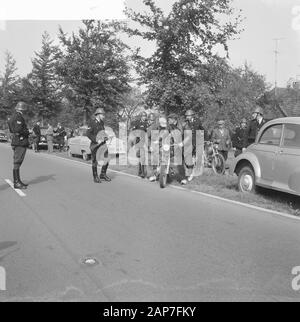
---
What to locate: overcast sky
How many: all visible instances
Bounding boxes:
[0,0,300,88]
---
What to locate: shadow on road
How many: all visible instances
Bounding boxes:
[28,174,56,185]
[0,183,9,192]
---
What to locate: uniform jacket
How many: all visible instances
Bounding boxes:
[244,118,266,146]
[183,118,207,147]
[55,126,66,139]
[86,118,106,151]
[211,128,232,151]
[232,126,247,150]
[7,112,30,147]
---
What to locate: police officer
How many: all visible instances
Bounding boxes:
[86,108,111,183]
[54,123,66,152]
[244,106,266,148]
[131,111,148,178]
[7,102,30,189]
[232,118,247,157]
[182,109,207,183]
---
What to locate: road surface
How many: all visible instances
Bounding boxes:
[0,143,300,302]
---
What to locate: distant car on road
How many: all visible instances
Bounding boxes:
[67,126,126,161]
[0,130,8,142]
[231,117,300,196]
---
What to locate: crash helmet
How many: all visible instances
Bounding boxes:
[15,102,27,112]
[94,107,105,116]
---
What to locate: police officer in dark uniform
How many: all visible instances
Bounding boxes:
[7,102,30,189]
[182,109,207,183]
[131,111,148,178]
[244,106,266,148]
[86,107,111,183]
[54,123,66,152]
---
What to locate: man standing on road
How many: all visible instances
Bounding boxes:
[87,108,111,184]
[32,121,41,152]
[46,123,54,153]
[182,109,206,183]
[244,106,266,148]
[7,102,30,190]
[54,123,66,152]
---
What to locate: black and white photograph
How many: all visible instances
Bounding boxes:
[1,0,300,304]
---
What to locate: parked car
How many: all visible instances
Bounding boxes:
[67,126,126,160]
[231,117,300,196]
[0,130,8,142]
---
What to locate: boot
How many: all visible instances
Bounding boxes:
[92,166,101,183]
[13,170,27,190]
[100,164,111,182]
[140,165,146,179]
[138,163,142,176]
[18,169,28,187]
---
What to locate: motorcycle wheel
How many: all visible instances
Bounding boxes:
[212,154,225,175]
[159,165,168,188]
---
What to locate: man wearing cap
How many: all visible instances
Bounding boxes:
[181,109,206,183]
[232,118,247,157]
[211,119,232,161]
[7,102,30,189]
[86,108,111,183]
[130,111,148,178]
[244,106,266,148]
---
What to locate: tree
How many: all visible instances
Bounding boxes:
[27,31,61,123]
[125,0,242,114]
[56,20,132,126]
[0,51,21,119]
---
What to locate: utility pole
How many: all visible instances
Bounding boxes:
[273,38,285,99]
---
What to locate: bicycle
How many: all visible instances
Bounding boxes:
[202,141,226,175]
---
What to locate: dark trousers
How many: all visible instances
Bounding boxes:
[91,144,109,173]
[13,146,27,170]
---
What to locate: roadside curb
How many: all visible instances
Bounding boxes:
[31,151,300,222]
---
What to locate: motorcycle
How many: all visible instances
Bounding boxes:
[203,141,226,175]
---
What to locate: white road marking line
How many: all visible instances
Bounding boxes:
[31,152,300,222]
[5,179,26,197]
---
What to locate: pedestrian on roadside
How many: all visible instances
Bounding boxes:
[232,118,247,157]
[244,106,266,148]
[86,108,111,184]
[211,119,232,161]
[181,109,207,183]
[130,111,148,178]
[46,123,54,153]
[7,102,30,189]
[32,121,41,152]
[54,123,66,152]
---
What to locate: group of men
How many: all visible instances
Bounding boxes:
[6,100,266,190]
[130,109,207,185]
[130,105,267,185]
[31,121,67,153]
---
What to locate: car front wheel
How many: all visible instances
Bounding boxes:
[238,166,256,193]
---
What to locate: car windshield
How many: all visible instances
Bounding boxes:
[258,124,282,146]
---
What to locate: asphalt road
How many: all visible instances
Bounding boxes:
[1,143,300,302]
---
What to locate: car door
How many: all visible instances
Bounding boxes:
[274,123,300,194]
[69,135,81,155]
[252,124,283,184]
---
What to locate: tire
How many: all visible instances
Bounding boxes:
[237,166,256,193]
[82,151,89,161]
[159,165,168,189]
[212,154,225,175]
